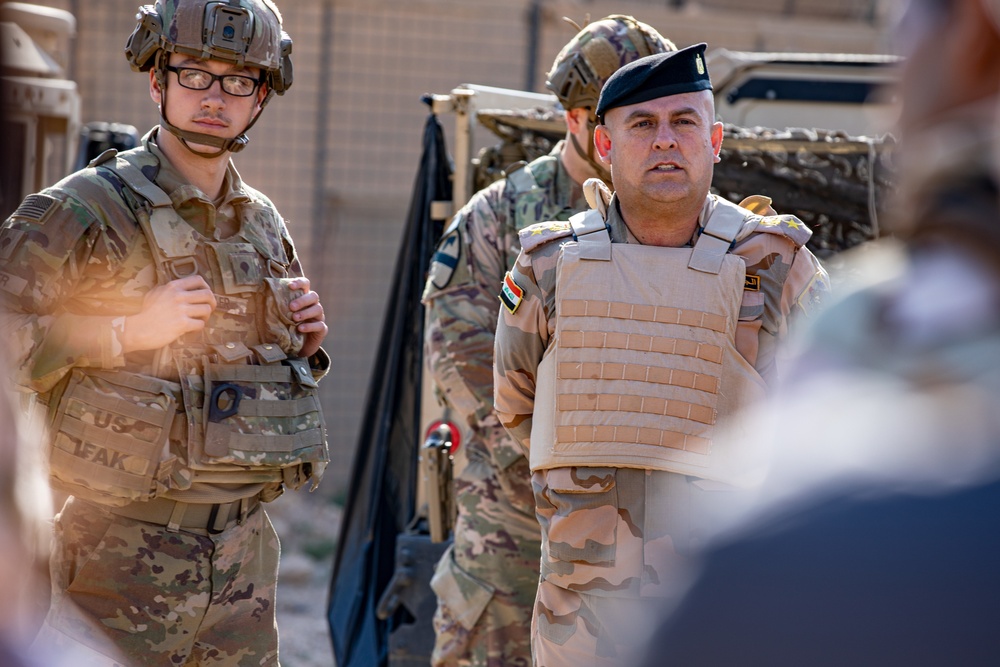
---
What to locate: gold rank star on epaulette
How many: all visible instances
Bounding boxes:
[530,220,572,235]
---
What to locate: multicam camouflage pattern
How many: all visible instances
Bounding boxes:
[422,147,588,665]
[35,496,280,666]
[493,194,829,662]
[0,128,327,499]
[545,16,675,113]
[430,452,542,667]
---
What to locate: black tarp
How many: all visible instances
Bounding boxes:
[328,108,452,667]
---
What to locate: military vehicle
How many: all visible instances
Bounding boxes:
[328,51,901,667]
[0,1,80,219]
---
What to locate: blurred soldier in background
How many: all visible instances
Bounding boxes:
[494,44,828,667]
[0,1,329,665]
[422,15,674,667]
[633,0,1000,664]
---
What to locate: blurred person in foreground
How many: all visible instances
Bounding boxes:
[635,0,1000,664]
[422,16,673,667]
[493,43,829,667]
[0,364,55,667]
[0,1,329,664]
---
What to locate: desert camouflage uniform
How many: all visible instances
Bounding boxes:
[0,129,326,666]
[422,144,587,666]
[494,194,829,666]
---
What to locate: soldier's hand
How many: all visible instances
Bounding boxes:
[122,275,217,352]
[287,276,327,359]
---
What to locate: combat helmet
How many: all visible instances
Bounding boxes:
[125,0,292,157]
[546,15,675,181]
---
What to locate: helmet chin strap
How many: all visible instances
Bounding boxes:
[569,115,613,188]
[154,53,274,159]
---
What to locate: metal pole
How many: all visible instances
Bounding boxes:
[524,0,542,91]
[311,0,334,286]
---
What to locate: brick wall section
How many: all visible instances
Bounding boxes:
[21,0,889,497]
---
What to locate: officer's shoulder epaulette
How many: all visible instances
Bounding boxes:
[741,213,813,248]
[518,220,574,254]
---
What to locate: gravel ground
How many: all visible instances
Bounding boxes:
[268,488,343,667]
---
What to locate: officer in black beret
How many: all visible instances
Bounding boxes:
[492,41,830,667]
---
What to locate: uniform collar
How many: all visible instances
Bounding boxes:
[604,193,715,246]
[143,128,252,210]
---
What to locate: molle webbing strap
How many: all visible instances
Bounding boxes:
[225,429,326,453]
[689,199,748,274]
[235,395,321,418]
[49,448,154,493]
[556,359,720,394]
[569,209,612,260]
[206,363,295,384]
[560,329,725,363]
[559,298,728,332]
[556,425,711,456]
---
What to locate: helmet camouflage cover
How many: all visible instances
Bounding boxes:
[125,0,292,95]
[546,15,675,113]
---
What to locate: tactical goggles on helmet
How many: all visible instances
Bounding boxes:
[164,65,261,97]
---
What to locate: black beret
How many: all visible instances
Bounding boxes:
[596,43,712,121]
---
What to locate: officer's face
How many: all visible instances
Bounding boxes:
[596,91,722,211]
[151,53,266,150]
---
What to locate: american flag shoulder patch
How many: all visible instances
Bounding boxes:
[11,193,57,223]
[499,271,524,314]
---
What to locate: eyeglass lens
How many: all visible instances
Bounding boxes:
[170,67,258,96]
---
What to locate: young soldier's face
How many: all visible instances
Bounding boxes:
[596,90,723,210]
[151,53,266,150]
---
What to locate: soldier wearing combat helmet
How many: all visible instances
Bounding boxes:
[422,15,673,667]
[493,44,829,666]
[0,1,329,664]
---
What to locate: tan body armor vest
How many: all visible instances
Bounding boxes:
[47,150,327,505]
[530,198,767,480]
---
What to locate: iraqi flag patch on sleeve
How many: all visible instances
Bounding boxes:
[500,271,524,314]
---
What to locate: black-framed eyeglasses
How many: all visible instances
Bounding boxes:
[165,65,260,97]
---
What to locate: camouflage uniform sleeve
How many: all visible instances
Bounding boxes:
[0,188,134,393]
[493,247,553,451]
[422,182,509,432]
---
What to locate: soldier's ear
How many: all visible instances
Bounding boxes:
[711,121,724,163]
[150,69,161,104]
[594,124,612,164]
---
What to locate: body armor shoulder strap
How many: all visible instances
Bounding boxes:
[569,209,611,261]
[689,196,754,275]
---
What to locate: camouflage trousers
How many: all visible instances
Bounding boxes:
[531,467,744,666]
[430,454,541,667]
[32,495,281,667]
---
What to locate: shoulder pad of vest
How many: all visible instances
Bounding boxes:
[745,213,813,247]
[87,148,118,168]
[518,220,574,253]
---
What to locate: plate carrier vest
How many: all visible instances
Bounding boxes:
[46,149,327,505]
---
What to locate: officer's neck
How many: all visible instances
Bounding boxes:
[157,130,231,201]
[617,196,702,247]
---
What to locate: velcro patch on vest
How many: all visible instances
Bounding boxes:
[10,193,57,223]
[744,275,761,291]
[500,271,524,314]
[0,228,25,260]
[216,294,249,316]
